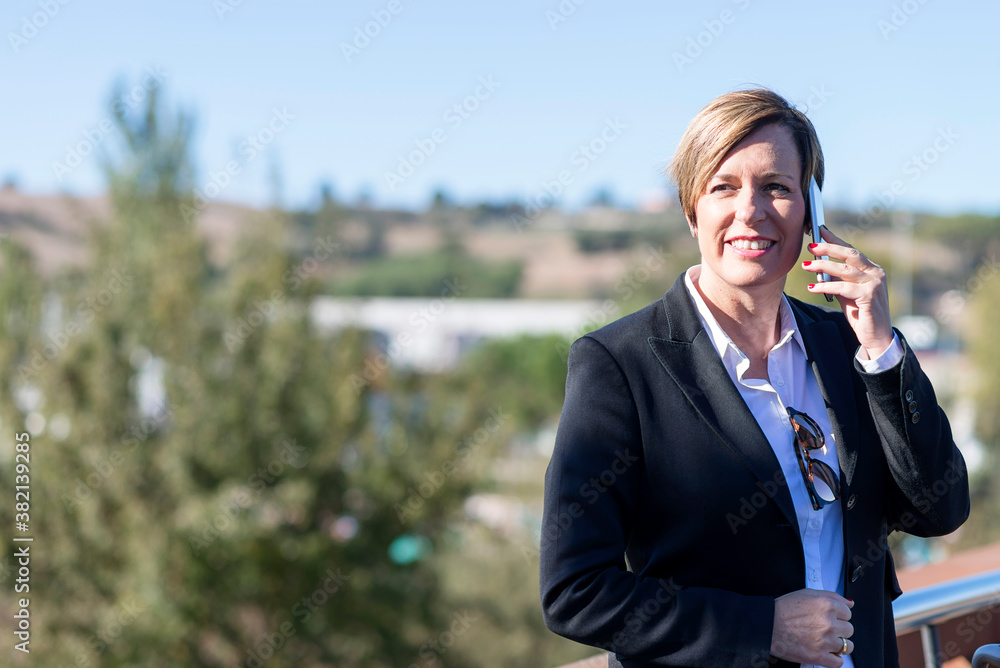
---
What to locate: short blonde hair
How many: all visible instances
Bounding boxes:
[667,88,824,227]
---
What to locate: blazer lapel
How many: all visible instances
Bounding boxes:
[647,275,800,531]
[789,301,861,488]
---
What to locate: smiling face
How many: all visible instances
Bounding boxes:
[690,122,808,299]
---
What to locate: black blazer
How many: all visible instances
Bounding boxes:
[540,273,970,668]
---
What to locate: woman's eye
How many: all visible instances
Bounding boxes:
[710,183,733,193]
[765,183,791,194]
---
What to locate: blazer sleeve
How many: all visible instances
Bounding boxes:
[540,335,776,666]
[856,329,970,537]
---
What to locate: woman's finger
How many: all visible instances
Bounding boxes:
[836,621,854,641]
[813,243,878,271]
[806,273,880,301]
[811,235,879,271]
[802,259,869,283]
[828,637,854,663]
[818,224,853,249]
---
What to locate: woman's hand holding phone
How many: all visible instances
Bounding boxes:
[802,226,895,360]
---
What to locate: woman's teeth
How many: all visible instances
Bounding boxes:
[729,239,773,250]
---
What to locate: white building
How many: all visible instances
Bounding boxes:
[310,297,610,372]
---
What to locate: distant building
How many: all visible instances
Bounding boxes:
[310,297,609,372]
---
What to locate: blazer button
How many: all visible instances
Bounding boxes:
[905,390,914,402]
[912,412,920,424]
[851,566,862,582]
[909,401,918,413]
[847,494,857,510]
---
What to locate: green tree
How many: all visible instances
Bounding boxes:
[334,249,523,298]
[962,265,1000,547]
[0,80,518,667]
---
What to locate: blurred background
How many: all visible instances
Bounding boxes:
[1,1,999,666]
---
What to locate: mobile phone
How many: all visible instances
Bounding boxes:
[808,175,834,302]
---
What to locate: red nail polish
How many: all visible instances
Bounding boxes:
[807,284,815,289]
[802,261,812,266]
[808,243,818,249]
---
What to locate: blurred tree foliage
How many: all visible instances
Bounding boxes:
[446,334,568,430]
[332,249,522,298]
[916,213,1000,256]
[574,228,668,254]
[0,82,562,668]
[962,266,1000,547]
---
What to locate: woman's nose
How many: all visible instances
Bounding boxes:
[734,188,766,226]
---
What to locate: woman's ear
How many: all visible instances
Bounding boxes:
[686,216,697,238]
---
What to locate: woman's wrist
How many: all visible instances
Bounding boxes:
[861,335,895,363]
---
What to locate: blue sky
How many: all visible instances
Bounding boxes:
[3,0,998,214]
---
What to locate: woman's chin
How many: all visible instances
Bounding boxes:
[716,267,785,291]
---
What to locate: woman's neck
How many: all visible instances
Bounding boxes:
[692,267,785,378]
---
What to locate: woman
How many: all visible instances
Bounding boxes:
[539,89,970,668]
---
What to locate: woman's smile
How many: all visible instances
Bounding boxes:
[726,236,776,254]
